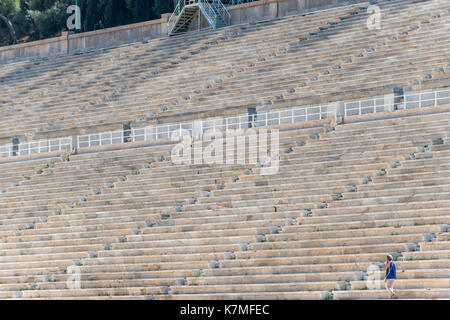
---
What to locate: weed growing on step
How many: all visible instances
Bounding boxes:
[332,193,343,201]
[63,151,72,162]
[45,275,56,282]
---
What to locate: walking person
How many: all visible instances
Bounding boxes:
[384,254,397,299]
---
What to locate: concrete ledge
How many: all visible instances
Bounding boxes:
[0,150,64,164]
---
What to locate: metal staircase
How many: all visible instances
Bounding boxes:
[168,0,232,35]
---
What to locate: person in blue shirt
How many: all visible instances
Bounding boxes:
[384,254,397,299]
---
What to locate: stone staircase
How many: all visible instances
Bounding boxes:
[0,0,448,300]
[0,107,447,299]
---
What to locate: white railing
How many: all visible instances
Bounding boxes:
[0,87,448,158]
[401,88,450,110]
[344,96,386,117]
[77,130,124,148]
[0,137,72,158]
[211,0,231,25]
[344,88,450,117]
[74,103,337,148]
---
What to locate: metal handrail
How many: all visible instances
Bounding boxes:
[169,0,231,34]
[168,0,186,35]
[199,0,218,28]
[211,0,231,25]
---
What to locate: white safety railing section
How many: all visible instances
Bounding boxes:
[252,105,336,128]
[77,131,124,148]
[344,88,450,117]
[0,137,72,158]
[401,88,450,109]
[344,96,386,117]
[0,87,448,158]
[74,103,337,148]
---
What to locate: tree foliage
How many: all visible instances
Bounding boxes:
[152,0,173,18]
[0,0,175,46]
[0,0,18,16]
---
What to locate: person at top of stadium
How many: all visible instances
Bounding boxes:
[384,254,397,299]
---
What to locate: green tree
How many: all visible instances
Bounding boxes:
[104,0,131,28]
[19,0,28,10]
[29,1,69,38]
[0,0,18,16]
[132,0,154,23]
[152,0,174,18]
[28,0,58,11]
[1,0,180,47]
[83,0,105,31]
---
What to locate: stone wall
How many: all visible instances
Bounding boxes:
[0,0,362,64]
